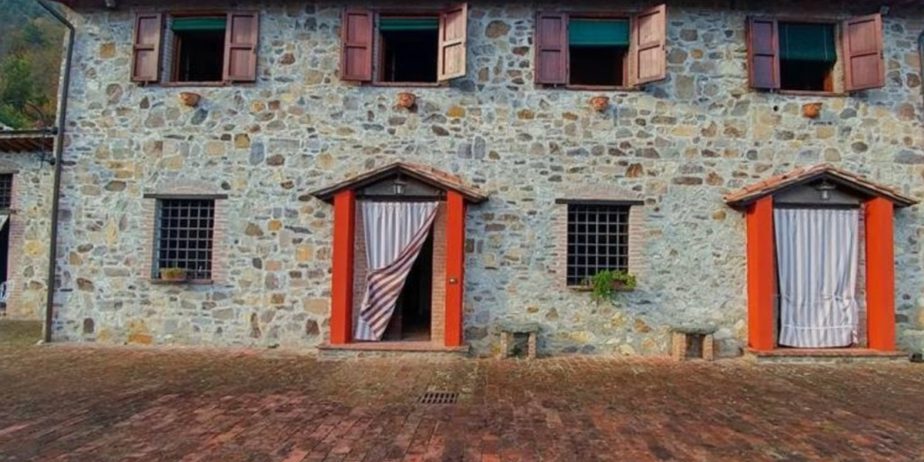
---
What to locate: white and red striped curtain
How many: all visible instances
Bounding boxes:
[355,201,438,341]
[774,207,859,348]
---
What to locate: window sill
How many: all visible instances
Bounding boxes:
[160,81,229,88]
[774,90,847,97]
[565,85,640,92]
[567,285,635,293]
[540,84,640,92]
[370,81,447,88]
[150,279,214,286]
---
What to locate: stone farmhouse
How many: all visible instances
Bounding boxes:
[2,0,923,359]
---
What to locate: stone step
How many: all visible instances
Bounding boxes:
[747,348,909,364]
[317,341,470,361]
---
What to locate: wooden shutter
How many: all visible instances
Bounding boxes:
[438,3,468,81]
[631,4,667,86]
[131,13,162,83]
[843,13,884,91]
[341,9,374,82]
[223,12,260,82]
[747,17,780,90]
[535,12,568,85]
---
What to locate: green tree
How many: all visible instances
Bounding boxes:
[0,1,64,129]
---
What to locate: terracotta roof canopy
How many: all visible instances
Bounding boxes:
[724,164,918,209]
[310,162,488,204]
[0,130,55,153]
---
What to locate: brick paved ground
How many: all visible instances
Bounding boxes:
[1,324,924,461]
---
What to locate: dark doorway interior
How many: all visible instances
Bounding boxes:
[173,29,226,82]
[0,220,9,285]
[379,28,439,83]
[384,232,433,341]
[569,46,627,86]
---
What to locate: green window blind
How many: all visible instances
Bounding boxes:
[569,19,629,47]
[779,23,836,63]
[171,17,227,32]
[379,17,439,31]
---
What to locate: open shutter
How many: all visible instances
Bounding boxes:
[438,3,468,81]
[535,12,568,85]
[747,17,780,90]
[631,4,667,86]
[843,13,884,91]
[223,12,259,82]
[131,13,162,83]
[341,9,374,82]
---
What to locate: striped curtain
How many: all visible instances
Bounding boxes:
[355,202,439,341]
[774,208,859,348]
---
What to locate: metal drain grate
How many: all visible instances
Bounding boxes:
[417,391,458,405]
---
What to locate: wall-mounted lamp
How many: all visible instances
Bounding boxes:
[393,178,407,195]
[815,180,836,201]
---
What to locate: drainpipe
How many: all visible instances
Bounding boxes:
[35,0,75,344]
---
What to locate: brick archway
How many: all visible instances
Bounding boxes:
[725,164,917,352]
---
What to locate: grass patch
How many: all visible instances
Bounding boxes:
[0,319,42,347]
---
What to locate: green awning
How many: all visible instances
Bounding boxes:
[569,19,629,47]
[379,17,438,32]
[171,17,227,32]
[780,23,836,63]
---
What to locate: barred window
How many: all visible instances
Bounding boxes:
[566,203,630,286]
[0,174,13,211]
[153,199,215,280]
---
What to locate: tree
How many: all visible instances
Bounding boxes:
[0,1,64,129]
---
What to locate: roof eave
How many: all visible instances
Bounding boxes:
[310,162,488,205]
[725,170,919,209]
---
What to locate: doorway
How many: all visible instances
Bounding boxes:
[384,231,433,341]
[774,206,859,348]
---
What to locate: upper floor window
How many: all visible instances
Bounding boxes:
[340,5,468,85]
[131,11,259,85]
[747,14,884,93]
[535,5,666,89]
[170,16,227,83]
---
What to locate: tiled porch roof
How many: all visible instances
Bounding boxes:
[724,164,918,209]
[0,130,55,153]
[311,162,488,204]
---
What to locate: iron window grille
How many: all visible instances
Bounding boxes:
[566,203,630,286]
[0,174,13,211]
[153,199,215,280]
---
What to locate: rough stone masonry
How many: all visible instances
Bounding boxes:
[47,0,924,357]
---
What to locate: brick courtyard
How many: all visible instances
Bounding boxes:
[1,323,924,461]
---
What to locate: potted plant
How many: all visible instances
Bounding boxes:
[587,270,637,302]
[159,267,188,283]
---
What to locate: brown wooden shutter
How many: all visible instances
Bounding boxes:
[131,13,162,83]
[438,3,468,81]
[535,12,568,85]
[746,17,780,90]
[843,13,885,91]
[631,4,667,86]
[223,11,260,82]
[341,9,374,82]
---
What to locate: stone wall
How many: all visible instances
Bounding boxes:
[0,152,54,320]
[52,1,924,356]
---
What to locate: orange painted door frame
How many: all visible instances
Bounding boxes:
[330,190,355,345]
[444,191,466,347]
[865,197,896,351]
[746,196,776,351]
